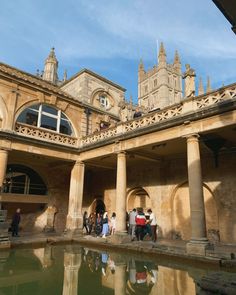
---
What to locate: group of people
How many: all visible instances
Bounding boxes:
[83,211,116,238]
[129,208,157,242]
[83,207,158,242]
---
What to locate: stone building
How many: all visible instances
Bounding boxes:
[138,43,182,110]
[0,45,236,254]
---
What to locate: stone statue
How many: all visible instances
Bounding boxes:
[183,64,196,98]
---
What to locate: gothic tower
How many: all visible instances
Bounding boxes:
[138,43,183,110]
[43,47,58,84]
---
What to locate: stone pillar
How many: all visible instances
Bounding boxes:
[0,149,8,189]
[116,152,127,234]
[62,249,81,295]
[65,161,85,234]
[114,263,127,295]
[186,134,209,255]
[113,152,130,243]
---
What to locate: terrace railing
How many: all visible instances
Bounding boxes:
[81,85,236,147]
[13,84,236,148]
[15,122,78,147]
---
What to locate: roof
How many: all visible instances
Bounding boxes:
[0,61,120,120]
[61,68,126,92]
[213,0,236,33]
[0,62,78,102]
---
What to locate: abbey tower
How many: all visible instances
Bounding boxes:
[138,43,183,110]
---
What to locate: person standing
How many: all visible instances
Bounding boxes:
[135,209,146,241]
[129,208,137,240]
[102,211,109,238]
[110,212,116,235]
[11,208,21,237]
[147,209,157,242]
[95,212,103,237]
[83,211,89,234]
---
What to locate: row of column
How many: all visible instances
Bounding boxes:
[66,133,208,243]
[0,135,207,243]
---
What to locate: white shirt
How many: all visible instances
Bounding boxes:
[150,212,157,226]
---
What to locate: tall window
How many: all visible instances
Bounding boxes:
[17,104,73,136]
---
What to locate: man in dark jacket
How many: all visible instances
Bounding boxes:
[11,208,21,237]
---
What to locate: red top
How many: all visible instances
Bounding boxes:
[135,214,146,226]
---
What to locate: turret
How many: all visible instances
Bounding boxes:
[43,47,58,84]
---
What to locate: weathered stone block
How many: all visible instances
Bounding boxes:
[186,241,212,256]
[110,233,131,244]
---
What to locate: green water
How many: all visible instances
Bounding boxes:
[0,244,235,295]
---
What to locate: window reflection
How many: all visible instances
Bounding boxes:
[17,104,73,136]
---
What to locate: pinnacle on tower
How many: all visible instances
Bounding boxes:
[159,42,166,56]
[158,42,166,65]
[174,50,180,64]
[63,70,67,82]
[138,58,144,70]
[206,76,212,93]
[138,58,145,83]
[198,77,204,95]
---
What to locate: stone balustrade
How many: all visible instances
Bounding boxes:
[15,122,78,147]
[81,85,236,146]
[13,84,236,148]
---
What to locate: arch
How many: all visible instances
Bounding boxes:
[127,187,151,212]
[89,198,106,214]
[90,89,115,111]
[2,164,47,195]
[15,103,75,136]
[170,181,219,241]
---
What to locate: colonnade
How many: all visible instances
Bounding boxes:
[0,133,209,253]
[65,133,208,253]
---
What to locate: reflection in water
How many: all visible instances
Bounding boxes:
[0,245,235,295]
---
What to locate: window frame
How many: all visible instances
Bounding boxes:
[18,104,73,136]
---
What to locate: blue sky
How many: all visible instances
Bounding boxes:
[1,0,236,102]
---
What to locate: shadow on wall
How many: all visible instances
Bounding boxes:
[4,203,48,233]
[169,148,236,244]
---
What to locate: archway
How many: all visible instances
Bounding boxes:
[90,198,106,214]
[127,187,151,212]
[171,182,219,241]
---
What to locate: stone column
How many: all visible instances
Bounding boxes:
[0,149,8,189]
[62,249,81,295]
[186,134,209,255]
[66,161,85,234]
[115,152,127,234]
[114,263,127,295]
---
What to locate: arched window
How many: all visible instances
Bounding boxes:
[99,94,110,110]
[2,165,47,195]
[17,104,73,136]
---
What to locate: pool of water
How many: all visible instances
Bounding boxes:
[0,244,235,295]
